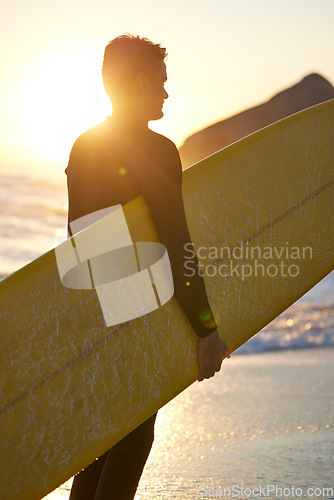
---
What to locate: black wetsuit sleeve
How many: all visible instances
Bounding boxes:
[138,140,217,338]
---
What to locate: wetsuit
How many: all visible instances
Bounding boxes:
[65,117,216,499]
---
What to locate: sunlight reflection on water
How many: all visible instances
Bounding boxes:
[44,348,334,499]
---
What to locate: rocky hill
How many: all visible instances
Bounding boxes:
[179,73,334,168]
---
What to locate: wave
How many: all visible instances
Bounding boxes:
[236,301,334,354]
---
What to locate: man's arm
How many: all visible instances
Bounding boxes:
[135,137,215,335]
[136,135,231,380]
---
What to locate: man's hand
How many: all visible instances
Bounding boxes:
[197,329,231,382]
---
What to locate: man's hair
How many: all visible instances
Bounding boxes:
[102,34,167,101]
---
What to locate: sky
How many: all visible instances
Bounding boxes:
[0,0,333,178]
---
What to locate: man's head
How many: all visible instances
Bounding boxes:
[102,34,168,121]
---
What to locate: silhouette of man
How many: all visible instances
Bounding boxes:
[65,34,230,500]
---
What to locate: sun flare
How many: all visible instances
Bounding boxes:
[20,49,111,163]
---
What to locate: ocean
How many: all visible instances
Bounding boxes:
[1,170,333,499]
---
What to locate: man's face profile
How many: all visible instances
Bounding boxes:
[135,60,169,122]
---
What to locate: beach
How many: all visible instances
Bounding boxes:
[44,347,334,499]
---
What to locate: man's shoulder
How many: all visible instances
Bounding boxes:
[66,119,112,175]
[147,129,179,158]
[145,130,182,179]
[71,119,111,153]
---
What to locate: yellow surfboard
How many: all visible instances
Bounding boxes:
[0,99,333,499]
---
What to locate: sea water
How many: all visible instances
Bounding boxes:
[1,171,333,499]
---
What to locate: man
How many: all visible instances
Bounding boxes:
[66,34,230,500]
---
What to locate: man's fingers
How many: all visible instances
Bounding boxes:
[198,356,228,380]
[198,365,212,381]
[197,331,231,382]
[198,363,213,381]
[219,339,231,359]
[198,355,222,380]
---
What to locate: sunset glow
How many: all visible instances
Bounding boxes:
[20,49,111,163]
[1,0,333,177]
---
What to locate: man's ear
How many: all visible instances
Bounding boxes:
[135,72,151,92]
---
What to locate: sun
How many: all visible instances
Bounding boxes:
[19,47,189,168]
[20,48,111,164]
